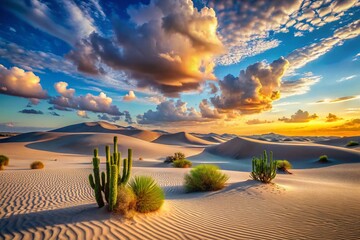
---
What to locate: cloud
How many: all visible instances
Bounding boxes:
[332,118,360,131]
[2,0,96,45]
[123,91,136,101]
[315,95,360,104]
[68,0,224,96]
[287,19,360,70]
[54,82,75,98]
[199,99,222,119]
[77,110,89,119]
[208,83,218,94]
[0,65,48,100]
[246,119,273,125]
[19,109,44,114]
[97,114,120,123]
[49,112,60,117]
[211,57,289,114]
[50,81,127,116]
[137,99,201,124]
[208,0,358,65]
[337,75,357,83]
[281,76,321,97]
[326,113,342,122]
[278,109,318,123]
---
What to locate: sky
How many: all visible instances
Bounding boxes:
[0,0,359,136]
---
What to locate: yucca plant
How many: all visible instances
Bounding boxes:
[184,164,229,192]
[250,150,276,183]
[129,176,164,213]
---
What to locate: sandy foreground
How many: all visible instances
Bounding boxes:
[1,130,360,240]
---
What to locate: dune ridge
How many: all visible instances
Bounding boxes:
[153,132,215,146]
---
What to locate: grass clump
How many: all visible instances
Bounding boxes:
[346,141,359,147]
[164,152,185,163]
[0,155,9,170]
[276,160,293,174]
[173,159,192,168]
[184,164,229,192]
[129,176,164,213]
[30,161,44,169]
[114,185,136,217]
[250,150,277,183]
[318,155,329,163]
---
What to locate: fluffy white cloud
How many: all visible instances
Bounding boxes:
[211,57,289,114]
[68,0,224,96]
[137,99,201,124]
[50,81,126,117]
[123,91,136,101]
[77,110,89,119]
[281,76,321,97]
[279,109,318,123]
[0,65,48,100]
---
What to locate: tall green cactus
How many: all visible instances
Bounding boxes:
[250,150,277,183]
[88,136,133,211]
[89,148,105,208]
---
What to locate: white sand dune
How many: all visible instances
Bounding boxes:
[1,127,360,239]
[153,132,215,146]
[207,137,360,166]
[316,136,360,148]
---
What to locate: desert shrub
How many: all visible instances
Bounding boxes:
[184,164,229,192]
[114,185,136,217]
[139,157,143,161]
[173,159,192,168]
[318,155,329,163]
[0,155,9,166]
[129,176,164,213]
[276,160,292,174]
[30,161,44,169]
[346,141,359,147]
[164,152,186,163]
[250,150,277,183]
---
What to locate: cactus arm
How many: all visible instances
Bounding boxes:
[89,174,95,189]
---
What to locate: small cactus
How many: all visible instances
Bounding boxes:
[250,150,277,183]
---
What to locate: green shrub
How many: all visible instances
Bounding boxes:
[164,152,186,163]
[276,160,292,173]
[173,159,192,168]
[184,164,229,192]
[346,141,359,147]
[130,176,164,213]
[114,185,136,217]
[250,150,277,183]
[30,161,44,169]
[0,155,9,166]
[318,155,329,163]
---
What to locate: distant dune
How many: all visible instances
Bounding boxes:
[316,136,360,148]
[207,137,360,164]
[153,132,215,146]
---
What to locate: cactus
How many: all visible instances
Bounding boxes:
[250,150,277,183]
[88,136,133,211]
[89,148,105,208]
[108,164,118,211]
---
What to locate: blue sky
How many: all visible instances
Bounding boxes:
[0,0,359,135]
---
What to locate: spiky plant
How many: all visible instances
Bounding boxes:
[89,149,105,208]
[129,176,164,213]
[173,159,192,168]
[276,160,293,174]
[184,164,229,192]
[250,150,277,183]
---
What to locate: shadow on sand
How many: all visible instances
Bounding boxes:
[0,204,110,237]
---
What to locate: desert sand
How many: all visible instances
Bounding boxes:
[1,122,360,240]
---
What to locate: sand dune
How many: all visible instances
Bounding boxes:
[1,125,360,239]
[20,132,201,159]
[207,137,360,166]
[316,136,360,148]
[153,132,215,146]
